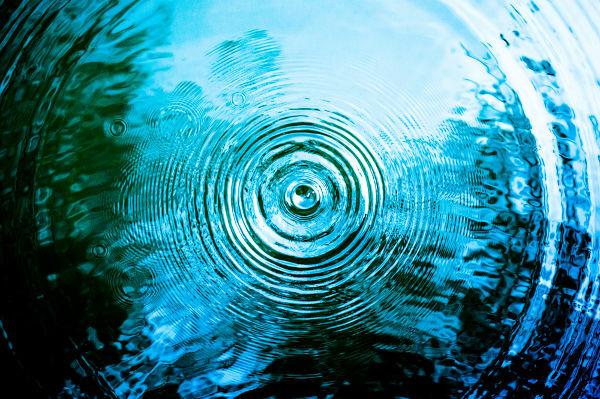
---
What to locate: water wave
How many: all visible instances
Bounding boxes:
[0,0,599,398]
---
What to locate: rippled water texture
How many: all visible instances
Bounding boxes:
[1,1,600,398]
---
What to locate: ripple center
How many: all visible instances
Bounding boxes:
[286,182,321,215]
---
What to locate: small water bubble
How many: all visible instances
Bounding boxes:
[108,118,127,136]
[231,92,246,106]
[91,243,107,258]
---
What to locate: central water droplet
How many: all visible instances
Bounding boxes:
[288,183,320,215]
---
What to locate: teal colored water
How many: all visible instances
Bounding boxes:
[0,1,599,398]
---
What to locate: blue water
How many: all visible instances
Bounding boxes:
[0,1,599,398]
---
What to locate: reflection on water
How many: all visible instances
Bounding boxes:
[1,1,599,398]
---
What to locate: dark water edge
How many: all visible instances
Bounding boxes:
[0,1,145,397]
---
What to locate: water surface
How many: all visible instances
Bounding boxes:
[0,1,599,398]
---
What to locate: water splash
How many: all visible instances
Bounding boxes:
[0,1,599,398]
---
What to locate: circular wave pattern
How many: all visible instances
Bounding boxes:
[115,68,468,339]
[0,1,599,398]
